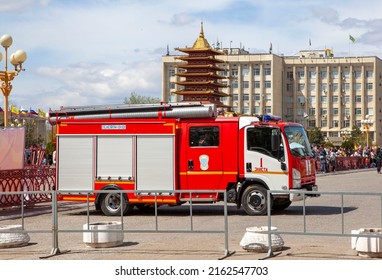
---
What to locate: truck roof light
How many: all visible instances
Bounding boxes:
[260,115,282,122]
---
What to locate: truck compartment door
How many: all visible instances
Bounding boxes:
[57,136,94,192]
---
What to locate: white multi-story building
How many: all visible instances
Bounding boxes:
[163,48,382,146]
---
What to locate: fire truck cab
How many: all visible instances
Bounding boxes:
[49,103,318,216]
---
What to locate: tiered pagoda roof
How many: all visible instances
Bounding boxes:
[171,23,230,109]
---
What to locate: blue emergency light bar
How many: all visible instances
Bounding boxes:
[261,115,282,122]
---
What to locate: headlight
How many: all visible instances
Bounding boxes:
[292,168,301,188]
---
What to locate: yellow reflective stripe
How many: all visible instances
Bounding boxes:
[180,171,237,175]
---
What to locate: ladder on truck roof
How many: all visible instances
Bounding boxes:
[48,102,217,124]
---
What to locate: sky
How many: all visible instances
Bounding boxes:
[2,0,382,113]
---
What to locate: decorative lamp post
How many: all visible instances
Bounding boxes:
[360,115,373,147]
[0,34,27,127]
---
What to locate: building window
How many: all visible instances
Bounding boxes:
[332,83,339,92]
[265,94,271,101]
[297,71,304,78]
[321,108,328,115]
[233,94,239,101]
[344,95,350,103]
[343,83,350,92]
[253,94,261,101]
[332,95,338,103]
[354,70,361,78]
[366,83,373,90]
[169,69,175,76]
[366,70,373,78]
[343,70,350,78]
[254,106,260,114]
[366,108,374,115]
[355,83,361,92]
[309,83,316,92]
[355,108,362,115]
[264,68,271,76]
[265,106,272,114]
[308,96,316,104]
[308,71,316,79]
[332,108,339,115]
[243,81,249,89]
[329,131,338,137]
[308,119,316,127]
[242,67,249,76]
[231,69,238,77]
[287,71,293,80]
[254,81,260,88]
[232,80,238,89]
[331,70,339,79]
[243,106,249,114]
[321,83,328,93]
[367,95,373,102]
[298,83,305,91]
[321,71,327,79]
[343,120,350,128]
[286,83,293,92]
[308,108,316,115]
[321,96,327,103]
[355,95,362,102]
[253,67,260,76]
[321,120,327,127]
[264,81,271,88]
[344,108,350,115]
[243,94,249,101]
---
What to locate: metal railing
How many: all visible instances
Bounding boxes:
[0,189,233,259]
[265,189,382,258]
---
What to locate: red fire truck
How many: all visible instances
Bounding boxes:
[48,102,318,216]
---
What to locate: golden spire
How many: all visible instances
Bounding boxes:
[192,21,211,49]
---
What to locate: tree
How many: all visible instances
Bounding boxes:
[307,126,325,146]
[351,125,363,146]
[124,92,161,104]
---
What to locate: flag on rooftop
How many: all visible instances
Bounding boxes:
[349,34,356,43]
[30,108,38,115]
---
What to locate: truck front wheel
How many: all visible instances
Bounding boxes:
[241,185,271,215]
[100,192,134,216]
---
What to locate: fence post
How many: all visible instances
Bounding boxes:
[50,190,61,255]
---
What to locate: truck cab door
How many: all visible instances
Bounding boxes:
[244,126,288,190]
[185,124,223,190]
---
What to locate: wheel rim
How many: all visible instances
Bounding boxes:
[247,191,265,211]
[105,193,121,213]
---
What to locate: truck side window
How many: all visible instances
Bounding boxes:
[189,126,219,147]
[247,127,280,159]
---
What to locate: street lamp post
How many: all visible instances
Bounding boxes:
[361,116,373,148]
[0,34,27,127]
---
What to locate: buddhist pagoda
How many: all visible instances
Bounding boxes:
[172,23,230,111]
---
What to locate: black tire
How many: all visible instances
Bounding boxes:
[100,192,134,216]
[272,198,292,211]
[241,185,271,215]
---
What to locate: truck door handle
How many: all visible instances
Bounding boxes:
[188,160,194,170]
[246,162,252,172]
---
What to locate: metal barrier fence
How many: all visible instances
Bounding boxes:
[0,189,233,259]
[265,189,382,258]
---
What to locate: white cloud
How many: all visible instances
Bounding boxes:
[3,0,382,112]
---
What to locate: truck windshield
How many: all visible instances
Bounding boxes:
[284,126,312,158]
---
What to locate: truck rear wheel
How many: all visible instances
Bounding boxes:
[241,185,271,215]
[100,192,134,216]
